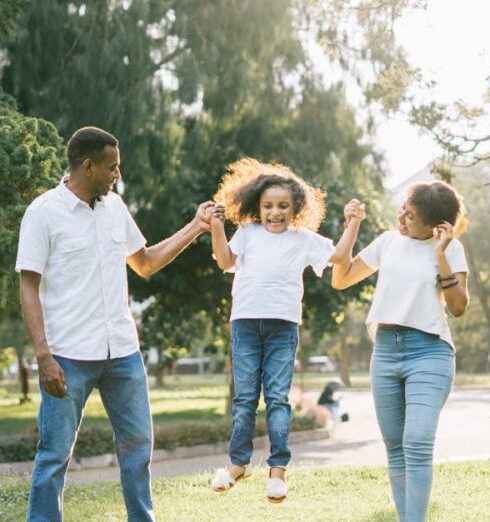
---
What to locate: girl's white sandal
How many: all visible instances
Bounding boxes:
[265,476,287,503]
[211,467,248,492]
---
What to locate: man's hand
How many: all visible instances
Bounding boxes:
[37,352,66,398]
[195,201,216,232]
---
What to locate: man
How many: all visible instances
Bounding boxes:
[16,126,214,521]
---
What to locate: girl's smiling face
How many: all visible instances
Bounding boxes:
[397,200,434,240]
[259,185,294,233]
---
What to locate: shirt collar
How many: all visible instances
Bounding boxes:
[58,175,107,210]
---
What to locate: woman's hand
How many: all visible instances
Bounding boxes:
[434,221,453,254]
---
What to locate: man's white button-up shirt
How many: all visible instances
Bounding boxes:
[16,182,146,360]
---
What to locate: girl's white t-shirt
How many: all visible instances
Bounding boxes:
[358,230,469,349]
[228,223,335,324]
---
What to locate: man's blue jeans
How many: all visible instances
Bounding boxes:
[229,319,299,468]
[27,351,154,522]
[371,327,454,522]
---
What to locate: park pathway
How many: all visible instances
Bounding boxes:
[66,387,490,483]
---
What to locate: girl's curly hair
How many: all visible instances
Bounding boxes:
[213,157,326,231]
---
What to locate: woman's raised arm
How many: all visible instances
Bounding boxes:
[332,254,374,290]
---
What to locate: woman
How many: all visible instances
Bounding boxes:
[332,181,469,522]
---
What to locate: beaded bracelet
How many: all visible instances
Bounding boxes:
[441,280,459,290]
[436,273,456,283]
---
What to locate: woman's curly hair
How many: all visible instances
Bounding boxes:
[213,157,326,231]
[406,180,468,236]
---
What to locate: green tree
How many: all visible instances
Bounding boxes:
[315,1,490,177]
[0,93,64,394]
[2,1,390,381]
[0,3,65,389]
[0,316,29,380]
[0,92,65,317]
[140,305,218,386]
[3,1,159,135]
[0,346,17,380]
[137,1,388,336]
[0,0,27,43]
[449,163,490,371]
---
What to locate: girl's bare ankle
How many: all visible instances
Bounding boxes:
[269,467,286,480]
[229,464,246,479]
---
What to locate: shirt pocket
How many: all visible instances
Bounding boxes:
[110,229,127,258]
[59,237,89,274]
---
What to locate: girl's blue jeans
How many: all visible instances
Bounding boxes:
[229,319,299,468]
[27,351,154,522]
[371,326,455,522]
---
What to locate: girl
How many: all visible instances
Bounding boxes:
[332,181,469,522]
[209,157,364,502]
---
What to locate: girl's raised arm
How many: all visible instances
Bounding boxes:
[330,199,374,289]
[210,204,237,271]
[329,199,364,264]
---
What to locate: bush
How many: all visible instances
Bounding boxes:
[0,414,318,463]
[0,432,37,462]
[0,90,65,316]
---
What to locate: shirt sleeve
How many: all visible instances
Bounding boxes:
[358,231,389,271]
[228,225,246,257]
[446,238,469,273]
[15,203,50,275]
[305,230,335,277]
[225,225,246,273]
[121,198,146,256]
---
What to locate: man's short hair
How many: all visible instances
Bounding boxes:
[67,127,118,169]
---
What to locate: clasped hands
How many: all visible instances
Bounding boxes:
[344,199,366,226]
[196,199,366,231]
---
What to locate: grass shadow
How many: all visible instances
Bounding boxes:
[152,408,224,424]
[359,509,397,522]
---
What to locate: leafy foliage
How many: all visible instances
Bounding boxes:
[0,92,65,317]
[0,0,27,44]
[1,1,389,353]
[449,163,490,370]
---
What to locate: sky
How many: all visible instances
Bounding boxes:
[377,0,490,187]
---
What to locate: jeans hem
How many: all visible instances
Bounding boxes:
[230,459,250,466]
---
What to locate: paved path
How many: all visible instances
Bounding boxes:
[67,387,490,484]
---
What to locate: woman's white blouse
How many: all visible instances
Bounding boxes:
[359,230,468,349]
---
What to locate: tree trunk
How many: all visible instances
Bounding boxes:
[462,237,490,340]
[155,359,165,388]
[14,346,28,402]
[225,350,233,417]
[197,345,204,375]
[339,338,351,387]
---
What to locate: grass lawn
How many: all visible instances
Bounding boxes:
[1,371,490,437]
[0,385,228,437]
[1,462,490,521]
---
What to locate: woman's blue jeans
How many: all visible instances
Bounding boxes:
[27,351,154,522]
[371,327,455,522]
[229,319,299,468]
